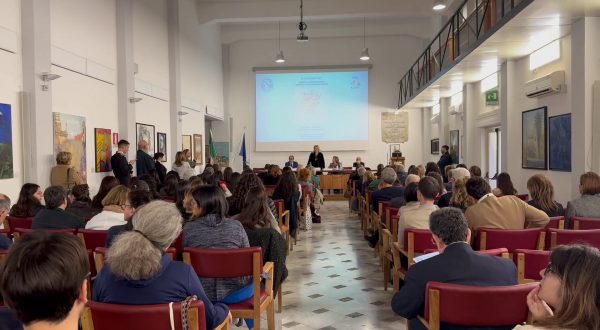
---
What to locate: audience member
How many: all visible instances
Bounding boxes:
[416,164,426,177]
[135,140,155,177]
[172,151,196,180]
[9,183,43,218]
[91,176,120,210]
[285,155,298,169]
[493,172,517,197]
[394,164,408,185]
[437,167,470,208]
[456,163,467,169]
[407,165,419,177]
[449,177,475,212]
[153,152,167,184]
[391,208,517,329]
[329,155,342,170]
[175,180,191,221]
[85,185,130,230]
[307,145,325,168]
[50,151,83,193]
[65,184,99,220]
[436,145,453,181]
[93,201,229,330]
[398,182,420,215]
[139,174,160,200]
[469,165,482,177]
[182,149,197,169]
[32,186,85,230]
[298,167,317,229]
[565,171,600,226]
[0,231,89,330]
[272,171,300,238]
[443,164,456,191]
[426,171,445,196]
[263,165,282,185]
[223,167,233,186]
[526,174,564,218]
[353,156,365,168]
[465,177,548,232]
[105,188,152,247]
[371,167,404,211]
[229,173,264,216]
[425,162,441,176]
[515,244,600,330]
[159,173,179,197]
[0,194,12,249]
[235,186,281,233]
[397,177,440,246]
[111,139,134,186]
[228,172,241,193]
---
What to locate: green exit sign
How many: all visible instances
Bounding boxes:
[485,90,499,105]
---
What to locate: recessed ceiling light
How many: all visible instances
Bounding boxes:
[433,0,446,11]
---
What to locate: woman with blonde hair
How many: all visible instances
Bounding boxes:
[515,244,600,329]
[566,171,600,226]
[449,178,475,212]
[93,200,230,330]
[527,174,564,217]
[172,151,195,180]
[416,164,426,178]
[85,185,130,230]
[329,156,342,170]
[50,151,83,192]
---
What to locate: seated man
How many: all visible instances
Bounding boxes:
[32,186,85,230]
[398,177,439,246]
[391,208,517,330]
[0,193,12,249]
[284,155,298,169]
[371,167,405,212]
[464,177,549,231]
[437,167,470,208]
[0,231,90,330]
[353,156,365,168]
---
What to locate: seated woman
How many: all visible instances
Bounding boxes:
[91,176,120,210]
[153,152,167,185]
[93,200,229,330]
[234,186,281,234]
[298,168,316,229]
[492,172,517,197]
[515,244,600,329]
[9,183,44,218]
[229,173,277,218]
[85,185,130,230]
[183,185,253,329]
[50,151,83,192]
[329,156,342,170]
[172,151,196,180]
[566,171,600,226]
[65,184,100,220]
[105,188,152,247]
[449,178,475,212]
[272,171,300,238]
[262,165,281,186]
[159,173,179,198]
[526,174,564,217]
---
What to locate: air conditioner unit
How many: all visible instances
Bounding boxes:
[449,104,463,116]
[525,71,565,98]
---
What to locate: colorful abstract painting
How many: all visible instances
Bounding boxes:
[0,103,13,179]
[53,112,87,182]
[213,142,229,167]
[94,128,112,172]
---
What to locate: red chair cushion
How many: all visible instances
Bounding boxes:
[403,229,433,252]
[476,248,508,257]
[545,216,564,229]
[425,282,537,326]
[6,216,33,235]
[571,217,600,230]
[513,249,550,281]
[549,228,600,249]
[79,230,108,250]
[184,247,262,278]
[477,227,542,252]
[227,289,270,310]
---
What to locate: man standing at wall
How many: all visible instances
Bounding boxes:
[437,145,453,182]
[111,140,135,186]
[136,140,155,177]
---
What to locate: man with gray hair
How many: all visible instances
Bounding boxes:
[391,208,517,329]
[371,167,405,211]
[437,167,471,208]
[136,139,156,177]
[0,193,12,248]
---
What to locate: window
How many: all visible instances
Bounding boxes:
[481,72,498,92]
[530,39,560,70]
[451,92,463,107]
[431,103,440,119]
[486,127,501,188]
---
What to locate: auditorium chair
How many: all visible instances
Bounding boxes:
[381,229,393,291]
[273,199,291,254]
[78,229,109,277]
[544,216,565,230]
[264,185,276,197]
[516,194,529,201]
[160,195,176,202]
[171,233,184,259]
[4,216,33,236]
[12,228,76,240]
[94,246,177,274]
[81,300,231,330]
[419,282,537,330]
[0,249,7,263]
[477,227,545,253]
[571,216,600,230]
[0,229,9,237]
[362,191,372,236]
[390,229,435,292]
[549,228,600,249]
[375,201,390,264]
[183,247,274,330]
[513,249,551,284]
[379,206,399,267]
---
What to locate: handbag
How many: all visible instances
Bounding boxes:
[168,295,198,330]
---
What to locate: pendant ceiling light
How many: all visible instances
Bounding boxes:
[359,17,370,61]
[433,0,446,11]
[297,0,308,42]
[275,22,285,63]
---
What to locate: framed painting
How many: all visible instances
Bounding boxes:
[182,135,192,152]
[549,113,571,171]
[94,128,112,172]
[53,112,87,183]
[112,132,119,145]
[136,123,155,154]
[214,142,230,167]
[522,107,547,170]
[431,138,439,155]
[193,134,203,165]
[449,130,459,164]
[0,103,13,179]
[157,132,167,162]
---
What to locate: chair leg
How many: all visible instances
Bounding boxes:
[393,271,400,293]
[383,258,390,291]
[277,286,283,313]
[254,314,260,330]
[267,301,275,330]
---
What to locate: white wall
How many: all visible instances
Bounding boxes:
[223,34,425,171]
[0,0,22,201]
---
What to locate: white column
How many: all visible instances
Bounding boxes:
[168,0,183,162]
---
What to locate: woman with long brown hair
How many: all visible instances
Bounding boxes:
[234,186,280,233]
[493,172,517,197]
[526,174,564,217]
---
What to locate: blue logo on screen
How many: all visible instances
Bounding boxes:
[350,78,361,89]
[261,78,274,92]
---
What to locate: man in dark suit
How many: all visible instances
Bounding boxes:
[136,140,155,177]
[352,156,365,168]
[284,155,299,169]
[437,145,453,182]
[371,167,404,211]
[307,145,325,169]
[32,186,85,230]
[391,207,517,330]
[111,139,134,186]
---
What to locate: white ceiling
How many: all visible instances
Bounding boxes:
[400,0,600,108]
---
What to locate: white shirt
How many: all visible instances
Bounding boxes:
[85,210,126,230]
[172,162,196,180]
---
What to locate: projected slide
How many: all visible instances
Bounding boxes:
[256,70,368,151]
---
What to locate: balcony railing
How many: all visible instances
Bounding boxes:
[397,0,533,108]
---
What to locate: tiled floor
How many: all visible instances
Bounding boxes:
[263,201,406,330]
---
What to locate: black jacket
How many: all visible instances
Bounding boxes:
[155,161,167,184]
[32,208,85,230]
[391,243,517,330]
[307,152,325,168]
[65,201,100,220]
[284,161,298,169]
[111,152,133,186]
[245,228,288,296]
[136,149,156,177]
[437,153,453,180]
